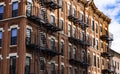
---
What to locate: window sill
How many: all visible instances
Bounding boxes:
[0,47,2,49]
[10,45,17,47]
[61,55,64,58]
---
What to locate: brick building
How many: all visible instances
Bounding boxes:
[0,0,113,74]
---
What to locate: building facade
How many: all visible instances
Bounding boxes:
[110,50,120,74]
[0,0,113,74]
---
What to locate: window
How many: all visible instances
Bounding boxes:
[96,24,98,33]
[73,9,76,17]
[100,26,102,32]
[81,50,85,62]
[26,2,32,16]
[82,69,86,74]
[97,57,99,68]
[0,5,4,20]
[40,32,46,46]
[68,24,72,37]
[59,20,64,31]
[102,59,104,65]
[61,65,64,74]
[81,32,84,40]
[86,16,89,24]
[60,41,64,56]
[118,62,119,70]
[73,47,77,59]
[40,9,45,20]
[94,55,96,67]
[68,45,72,59]
[12,2,18,17]
[69,67,72,74]
[50,38,55,50]
[25,57,31,74]
[73,28,76,38]
[92,20,94,31]
[11,28,17,45]
[10,56,16,74]
[74,68,77,74]
[79,13,83,22]
[40,58,45,70]
[51,63,55,74]
[50,15,55,24]
[0,31,2,47]
[95,40,98,50]
[26,28,31,45]
[92,38,95,47]
[68,4,71,16]
[88,53,90,64]
[59,0,63,12]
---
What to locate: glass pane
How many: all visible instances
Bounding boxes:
[12,28,17,37]
[0,31,2,39]
[13,2,18,10]
[0,5,3,13]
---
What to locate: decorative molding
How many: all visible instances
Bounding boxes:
[26,53,32,59]
[6,53,19,59]
[0,28,5,32]
[8,25,20,31]
[26,25,33,32]
[0,2,6,6]
[9,0,20,5]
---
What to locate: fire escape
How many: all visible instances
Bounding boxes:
[67,2,90,73]
[101,31,114,74]
[26,0,62,74]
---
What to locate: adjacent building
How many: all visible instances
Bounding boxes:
[0,0,113,74]
[110,49,120,74]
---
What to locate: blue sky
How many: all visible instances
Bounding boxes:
[94,0,120,53]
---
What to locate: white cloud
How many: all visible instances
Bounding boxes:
[94,0,120,53]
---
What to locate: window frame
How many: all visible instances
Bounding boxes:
[12,1,18,17]
[0,5,4,20]
[11,28,17,45]
[10,56,16,74]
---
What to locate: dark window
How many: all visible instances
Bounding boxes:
[92,20,94,31]
[102,59,104,65]
[61,65,64,74]
[0,5,4,20]
[68,5,71,16]
[80,13,83,22]
[81,50,85,62]
[50,15,55,24]
[68,24,72,37]
[73,28,76,38]
[97,57,99,68]
[40,32,46,46]
[10,56,16,74]
[50,38,55,50]
[51,63,55,74]
[0,31,2,47]
[73,47,77,59]
[73,9,76,17]
[12,2,18,17]
[26,28,31,45]
[60,41,64,56]
[25,57,31,74]
[118,62,119,70]
[59,0,63,12]
[86,16,89,24]
[100,26,102,32]
[59,20,64,30]
[11,28,17,45]
[94,55,96,67]
[69,67,72,74]
[74,68,77,74]
[40,59,45,70]
[88,53,90,64]
[82,69,86,74]
[81,32,84,40]
[96,24,98,33]
[68,45,72,59]
[26,2,32,16]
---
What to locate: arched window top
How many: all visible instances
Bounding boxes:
[27,0,33,3]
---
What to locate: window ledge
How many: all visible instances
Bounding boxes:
[10,45,17,47]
